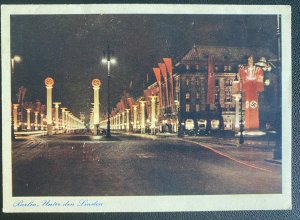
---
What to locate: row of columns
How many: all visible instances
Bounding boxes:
[12,103,85,133]
[99,96,158,134]
[12,77,85,135]
[44,77,85,135]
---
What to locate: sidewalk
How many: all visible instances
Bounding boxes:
[123,131,281,170]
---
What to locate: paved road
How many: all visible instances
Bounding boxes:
[12,133,281,196]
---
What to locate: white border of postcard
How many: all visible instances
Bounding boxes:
[1,4,292,212]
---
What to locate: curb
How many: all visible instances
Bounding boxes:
[264,159,282,165]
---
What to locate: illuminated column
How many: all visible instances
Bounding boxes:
[61,108,67,130]
[149,96,157,135]
[133,105,138,132]
[234,95,241,130]
[92,79,101,135]
[113,116,115,130]
[174,100,179,133]
[69,114,73,131]
[26,108,31,130]
[34,111,38,130]
[126,109,130,132]
[45,77,54,135]
[53,102,61,130]
[122,111,125,130]
[65,111,70,132]
[13,104,19,131]
[40,113,44,130]
[139,101,146,133]
[118,113,121,130]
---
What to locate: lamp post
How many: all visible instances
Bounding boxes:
[239,90,244,144]
[233,73,244,144]
[92,79,101,135]
[11,55,22,140]
[45,77,54,135]
[53,102,61,131]
[256,56,281,160]
[102,44,116,138]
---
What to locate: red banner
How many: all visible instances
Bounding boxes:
[127,97,134,108]
[153,68,163,107]
[163,58,174,110]
[159,63,169,108]
[206,55,215,105]
[239,66,264,130]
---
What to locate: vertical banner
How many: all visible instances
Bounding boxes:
[158,63,169,109]
[153,67,163,107]
[127,97,134,108]
[163,58,174,111]
[207,55,215,105]
[239,64,264,130]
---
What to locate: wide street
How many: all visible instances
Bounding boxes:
[12,133,281,196]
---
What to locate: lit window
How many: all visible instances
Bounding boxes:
[211,120,219,130]
[185,92,191,100]
[225,79,232,86]
[186,78,190,86]
[225,88,232,102]
[185,104,190,112]
[196,104,200,112]
[185,119,194,130]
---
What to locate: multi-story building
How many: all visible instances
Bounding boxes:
[104,45,276,135]
[173,45,275,133]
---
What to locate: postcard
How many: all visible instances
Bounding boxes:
[2,4,291,212]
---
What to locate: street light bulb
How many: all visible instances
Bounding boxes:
[13,55,22,63]
[101,58,107,64]
[110,58,117,64]
[264,79,270,86]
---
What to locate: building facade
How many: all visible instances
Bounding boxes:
[100,45,276,135]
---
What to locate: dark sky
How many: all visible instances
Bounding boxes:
[11,14,278,117]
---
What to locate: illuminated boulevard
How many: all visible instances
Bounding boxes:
[12,132,281,196]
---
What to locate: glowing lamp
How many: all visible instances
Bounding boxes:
[45,77,54,87]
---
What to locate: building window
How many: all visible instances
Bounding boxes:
[186,78,190,86]
[185,92,191,100]
[225,78,232,86]
[196,79,200,86]
[185,104,190,112]
[185,119,194,130]
[196,92,200,99]
[211,120,219,130]
[215,79,219,86]
[225,88,232,102]
[196,104,200,112]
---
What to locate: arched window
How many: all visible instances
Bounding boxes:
[186,78,190,86]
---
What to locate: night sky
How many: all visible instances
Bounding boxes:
[11,14,278,117]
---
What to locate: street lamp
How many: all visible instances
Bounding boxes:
[11,55,22,140]
[256,56,281,160]
[102,44,116,138]
[233,73,244,144]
